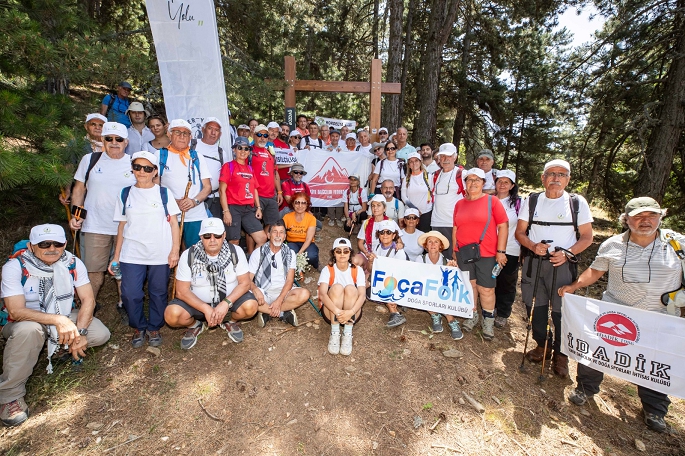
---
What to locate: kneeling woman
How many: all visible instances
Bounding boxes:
[317,238,366,356]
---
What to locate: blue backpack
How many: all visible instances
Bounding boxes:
[120,186,170,220]
[158,146,204,192]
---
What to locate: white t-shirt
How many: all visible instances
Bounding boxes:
[248,247,297,296]
[318,264,366,288]
[425,161,440,174]
[345,187,368,212]
[74,152,136,235]
[498,195,522,257]
[415,252,447,265]
[374,159,403,187]
[357,218,386,252]
[373,244,409,260]
[125,126,155,156]
[144,142,160,154]
[401,173,434,214]
[1,257,90,312]
[400,229,425,261]
[194,140,230,197]
[176,246,250,304]
[357,144,372,155]
[299,136,325,149]
[483,169,496,191]
[156,149,211,222]
[113,185,181,265]
[431,167,465,227]
[518,192,593,251]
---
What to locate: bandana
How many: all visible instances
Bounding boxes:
[168,144,191,166]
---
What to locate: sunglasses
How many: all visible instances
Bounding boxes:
[235,146,250,152]
[293,200,308,205]
[202,233,223,240]
[386,147,397,151]
[132,163,156,173]
[255,133,269,138]
[104,136,125,143]
[405,216,419,221]
[378,230,394,235]
[36,241,66,249]
[271,254,277,268]
[334,249,351,254]
[292,171,305,175]
[292,136,302,139]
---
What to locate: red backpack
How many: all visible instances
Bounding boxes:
[432,166,465,201]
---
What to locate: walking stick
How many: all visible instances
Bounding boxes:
[60,189,81,257]
[539,247,560,383]
[170,181,193,300]
[294,277,323,316]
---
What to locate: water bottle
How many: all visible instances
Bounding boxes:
[491,263,502,278]
[111,261,122,280]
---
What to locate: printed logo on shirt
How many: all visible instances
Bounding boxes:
[237,172,253,179]
[95,167,103,174]
[260,161,269,176]
[124,172,131,178]
[245,184,253,199]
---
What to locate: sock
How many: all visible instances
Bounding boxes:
[331,322,340,334]
[343,324,353,335]
[482,309,495,318]
[279,311,284,317]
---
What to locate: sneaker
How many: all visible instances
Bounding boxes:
[494,316,508,328]
[340,333,353,356]
[448,320,463,340]
[328,219,335,227]
[430,314,444,333]
[148,330,163,347]
[281,310,298,327]
[462,312,479,332]
[180,322,205,350]
[221,321,244,343]
[117,304,129,326]
[643,410,667,433]
[482,317,495,341]
[131,329,146,348]
[386,312,407,328]
[568,389,591,406]
[0,398,29,427]
[257,312,271,328]
[328,331,341,355]
[336,219,344,227]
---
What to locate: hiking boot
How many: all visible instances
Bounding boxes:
[552,352,569,377]
[643,410,667,433]
[430,314,444,333]
[221,321,244,343]
[328,331,341,355]
[448,320,463,341]
[147,330,163,347]
[257,312,271,328]
[494,316,508,328]
[281,310,298,327]
[340,333,353,356]
[0,398,29,427]
[131,329,146,348]
[462,312,479,332]
[386,312,406,328]
[568,389,591,406]
[482,317,495,341]
[328,218,335,227]
[117,304,129,326]
[180,321,205,350]
[525,344,553,363]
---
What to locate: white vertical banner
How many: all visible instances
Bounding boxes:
[145,0,231,150]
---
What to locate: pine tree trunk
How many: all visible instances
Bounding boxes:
[398,0,415,126]
[452,5,472,150]
[381,0,404,133]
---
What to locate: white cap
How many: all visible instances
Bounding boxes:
[332,238,352,249]
[169,119,192,131]
[30,224,66,245]
[254,124,268,133]
[345,132,357,141]
[404,208,420,218]
[370,194,386,205]
[379,127,388,134]
[290,130,302,137]
[464,168,485,179]
[131,151,159,166]
[495,169,516,183]
[406,152,422,162]
[102,122,128,139]
[376,219,400,232]
[199,218,225,236]
[237,124,250,130]
[266,121,280,130]
[544,159,571,173]
[436,143,457,156]
[125,101,149,116]
[357,128,365,133]
[201,117,223,130]
[86,113,107,123]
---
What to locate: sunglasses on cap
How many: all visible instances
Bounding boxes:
[378,230,395,235]
[132,163,156,173]
[292,171,305,175]
[104,136,125,143]
[334,248,351,254]
[201,233,223,240]
[36,241,66,249]
[255,133,269,138]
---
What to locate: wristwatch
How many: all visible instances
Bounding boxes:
[78,328,88,336]
[193,198,201,206]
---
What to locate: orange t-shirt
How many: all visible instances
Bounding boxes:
[283,211,317,243]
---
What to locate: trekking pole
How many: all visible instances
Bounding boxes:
[71,206,86,258]
[294,277,323,316]
[60,189,79,255]
[539,247,561,383]
[519,239,553,372]
[170,181,192,300]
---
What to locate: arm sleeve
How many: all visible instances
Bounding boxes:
[73,259,91,287]
[175,250,192,281]
[577,196,594,225]
[166,188,182,216]
[288,252,297,270]
[517,197,531,222]
[219,162,231,184]
[234,247,250,276]
[0,260,25,298]
[317,266,331,285]
[248,248,260,274]
[73,153,91,183]
[197,154,211,180]
[112,191,125,222]
[354,266,366,287]
[492,197,508,225]
[361,188,368,203]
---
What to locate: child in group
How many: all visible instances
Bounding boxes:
[343,175,368,233]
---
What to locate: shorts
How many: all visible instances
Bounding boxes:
[182,221,202,249]
[257,286,297,305]
[319,303,364,326]
[80,232,116,272]
[260,194,280,226]
[456,255,497,288]
[227,205,263,240]
[168,291,257,322]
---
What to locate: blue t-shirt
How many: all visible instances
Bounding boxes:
[102,94,131,127]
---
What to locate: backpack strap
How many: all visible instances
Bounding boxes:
[84,152,103,185]
[455,166,465,195]
[515,196,522,215]
[120,186,132,215]
[159,148,169,177]
[188,149,203,191]
[570,193,580,241]
[351,265,358,286]
[105,92,116,118]
[227,242,238,271]
[121,185,170,219]
[479,196,492,244]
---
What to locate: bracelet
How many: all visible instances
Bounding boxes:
[277,191,283,194]
[222,209,229,213]
[497,250,506,254]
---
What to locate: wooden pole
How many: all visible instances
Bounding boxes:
[285,56,296,131]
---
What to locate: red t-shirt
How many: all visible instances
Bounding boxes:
[452,195,508,257]
[250,145,277,198]
[219,161,258,206]
[280,178,310,210]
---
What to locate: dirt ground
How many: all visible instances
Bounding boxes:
[1,212,684,456]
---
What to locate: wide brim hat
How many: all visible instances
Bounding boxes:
[418,230,450,251]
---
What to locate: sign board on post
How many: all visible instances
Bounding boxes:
[286,107,296,132]
[315,116,358,130]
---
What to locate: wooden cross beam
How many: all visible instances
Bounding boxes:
[283,56,401,140]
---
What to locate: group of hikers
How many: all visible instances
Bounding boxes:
[0,81,682,435]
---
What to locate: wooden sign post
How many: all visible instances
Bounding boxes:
[283,56,401,140]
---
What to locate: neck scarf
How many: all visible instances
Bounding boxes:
[189,241,234,306]
[168,144,191,166]
[253,244,291,291]
[20,249,75,373]
[364,215,389,251]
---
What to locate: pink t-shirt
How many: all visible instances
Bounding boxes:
[453,195,508,257]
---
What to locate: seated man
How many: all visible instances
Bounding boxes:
[248,220,310,327]
[164,218,258,349]
[0,224,111,427]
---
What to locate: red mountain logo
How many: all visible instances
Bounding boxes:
[594,312,640,347]
[308,158,350,200]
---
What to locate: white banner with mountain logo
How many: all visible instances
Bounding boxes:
[562,294,685,398]
[295,149,373,207]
